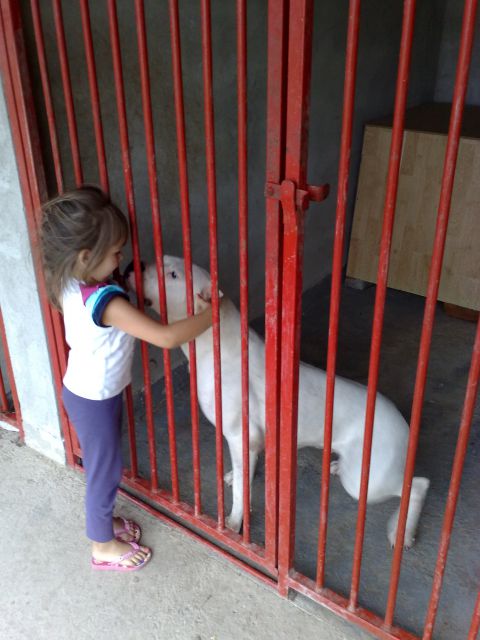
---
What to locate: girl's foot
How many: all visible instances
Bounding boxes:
[113,516,141,543]
[92,538,151,571]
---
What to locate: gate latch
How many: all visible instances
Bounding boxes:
[265,179,330,232]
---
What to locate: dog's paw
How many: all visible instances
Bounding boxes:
[387,515,398,548]
[225,515,242,533]
[223,470,233,487]
[387,528,415,549]
[403,531,415,550]
[388,531,396,549]
[330,460,340,476]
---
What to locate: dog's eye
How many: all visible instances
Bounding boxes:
[171,271,177,279]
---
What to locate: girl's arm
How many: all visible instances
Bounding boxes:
[102,296,213,349]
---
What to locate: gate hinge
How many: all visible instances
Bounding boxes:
[265,179,330,232]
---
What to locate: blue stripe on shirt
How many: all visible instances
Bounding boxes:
[84,285,129,328]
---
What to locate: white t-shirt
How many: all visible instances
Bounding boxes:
[62,280,136,400]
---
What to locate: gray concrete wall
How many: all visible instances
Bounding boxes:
[0,0,452,462]
[305,0,443,291]
[0,82,64,463]
[433,0,480,105]
[22,1,270,316]
[21,1,444,319]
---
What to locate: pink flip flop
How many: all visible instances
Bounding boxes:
[114,516,142,543]
[91,541,152,572]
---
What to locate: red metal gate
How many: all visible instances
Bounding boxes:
[274,1,480,639]
[1,1,479,639]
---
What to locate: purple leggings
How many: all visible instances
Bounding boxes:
[62,385,123,542]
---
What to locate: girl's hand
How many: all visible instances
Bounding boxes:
[194,287,224,314]
[195,289,220,314]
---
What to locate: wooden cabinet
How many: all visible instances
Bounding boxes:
[347,103,480,311]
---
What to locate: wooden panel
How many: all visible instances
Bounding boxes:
[347,123,480,310]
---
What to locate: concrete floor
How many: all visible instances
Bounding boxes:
[127,281,479,640]
[1,427,372,640]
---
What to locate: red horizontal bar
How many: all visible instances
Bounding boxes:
[72,458,277,580]
[289,572,419,640]
[118,484,277,590]
[120,472,277,575]
[0,412,19,429]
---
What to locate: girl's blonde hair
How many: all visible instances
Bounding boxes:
[40,186,129,310]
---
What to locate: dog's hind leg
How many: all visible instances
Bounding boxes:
[387,476,430,548]
[225,437,259,532]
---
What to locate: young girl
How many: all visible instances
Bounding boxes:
[40,186,214,572]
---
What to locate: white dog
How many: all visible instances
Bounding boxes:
[130,256,429,547]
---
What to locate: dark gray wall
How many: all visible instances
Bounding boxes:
[433,0,480,104]
[22,1,451,318]
[305,0,443,294]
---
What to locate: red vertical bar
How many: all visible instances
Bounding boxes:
[0,314,8,411]
[124,385,138,478]
[168,0,202,515]
[0,308,22,434]
[29,0,63,192]
[264,0,287,568]
[385,0,479,626]
[468,591,480,640]
[422,317,480,639]
[0,0,74,464]
[277,0,314,595]
[51,0,83,186]
[107,0,159,491]
[316,0,360,590]
[134,0,180,502]
[237,0,250,544]
[349,0,417,611]
[201,0,224,529]
[0,367,8,411]
[79,0,109,193]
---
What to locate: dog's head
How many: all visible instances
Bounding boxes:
[127,255,222,322]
